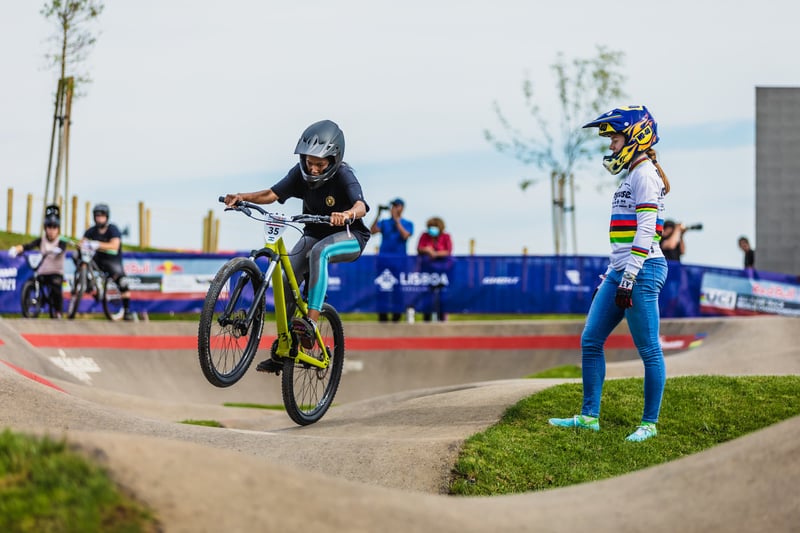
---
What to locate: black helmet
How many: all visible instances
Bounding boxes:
[44,204,60,228]
[93,203,110,218]
[294,120,345,189]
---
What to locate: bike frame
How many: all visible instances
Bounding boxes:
[224,224,331,370]
[23,253,58,315]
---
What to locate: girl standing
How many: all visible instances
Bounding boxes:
[549,106,670,442]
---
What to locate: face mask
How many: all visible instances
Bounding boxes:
[427,226,440,237]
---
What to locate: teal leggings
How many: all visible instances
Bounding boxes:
[285,232,362,312]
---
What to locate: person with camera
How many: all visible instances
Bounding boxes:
[370,198,413,255]
[659,220,685,261]
[660,220,702,262]
[370,198,413,322]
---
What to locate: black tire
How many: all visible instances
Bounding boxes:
[281,303,345,425]
[20,280,41,318]
[102,277,124,321]
[198,257,265,387]
[67,265,88,319]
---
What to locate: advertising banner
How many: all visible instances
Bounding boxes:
[700,272,800,317]
[1,251,798,318]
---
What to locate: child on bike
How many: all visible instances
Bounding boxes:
[223,119,370,371]
[548,106,670,442]
[81,203,134,321]
[7,205,69,318]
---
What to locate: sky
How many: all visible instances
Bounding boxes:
[2,1,799,269]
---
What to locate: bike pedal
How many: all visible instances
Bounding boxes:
[255,358,283,375]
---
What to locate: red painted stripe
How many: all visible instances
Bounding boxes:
[1,360,67,393]
[19,333,699,351]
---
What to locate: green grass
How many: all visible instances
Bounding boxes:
[179,419,225,427]
[0,429,159,532]
[0,229,157,253]
[223,402,285,410]
[450,375,800,495]
[527,365,582,378]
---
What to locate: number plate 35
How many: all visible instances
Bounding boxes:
[263,222,287,244]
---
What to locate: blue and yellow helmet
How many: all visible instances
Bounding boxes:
[583,105,658,175]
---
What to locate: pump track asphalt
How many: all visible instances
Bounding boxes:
[0,315,798,532]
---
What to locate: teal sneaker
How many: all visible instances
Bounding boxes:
[626,422,657,442]
[548,414,600,431]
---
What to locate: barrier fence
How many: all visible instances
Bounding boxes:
[1,253,798,318]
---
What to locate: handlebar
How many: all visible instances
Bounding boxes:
[218,196,333,225]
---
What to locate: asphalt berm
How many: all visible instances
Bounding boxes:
[0,316,797,532]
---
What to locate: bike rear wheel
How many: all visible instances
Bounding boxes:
[103,277,124,321]
[198,257,265,387]
[281,303,345,425]
[67,265,88,319]
[20,280,41,318]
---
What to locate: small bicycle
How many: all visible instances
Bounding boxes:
[19,248,64,318]
[66,240,125,321]
[197,197,345,425]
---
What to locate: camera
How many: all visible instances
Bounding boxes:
[684,223,703,231]
[378,204,390,210]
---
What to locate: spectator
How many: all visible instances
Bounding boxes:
[417,216,453,321]
[370,198,413,322]
[7,205,69,318]
[660,220,685,261]
[738,236,755,269]
[371,198,413,255]
[82,203,134,321]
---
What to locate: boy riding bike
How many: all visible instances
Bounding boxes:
[223,119,370,371]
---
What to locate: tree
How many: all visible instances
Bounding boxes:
[485,46,626,255]
[40,0,104,234]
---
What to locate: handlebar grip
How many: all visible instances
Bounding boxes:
[218,196,226,203]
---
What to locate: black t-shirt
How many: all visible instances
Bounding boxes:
[744,250,755,268]
[661,245,682,261]
[83,224,123,264]
[271,162,371,249]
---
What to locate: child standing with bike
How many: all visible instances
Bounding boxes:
[548,106,670,443]
[223,119,370,371]
[7,205,69,318]
[81,203,134,321]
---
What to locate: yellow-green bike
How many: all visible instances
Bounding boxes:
[197,197,345,425]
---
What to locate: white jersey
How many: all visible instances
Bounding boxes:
[607,157,666,276]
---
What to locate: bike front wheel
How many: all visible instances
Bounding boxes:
[20,280,41,318]
[67,265,88,319]
[198,257,265,387]
[103,277,124,321]
[281,302,345,425]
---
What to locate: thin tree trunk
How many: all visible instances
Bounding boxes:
[52,80,67,207]
[62,77,74,233]
[569,173,577,255]
[43,78,64,215]
[550,171,559,255]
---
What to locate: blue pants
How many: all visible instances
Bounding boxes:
[580,258,668,423]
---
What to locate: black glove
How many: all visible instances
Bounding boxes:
[615,272,636,309]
